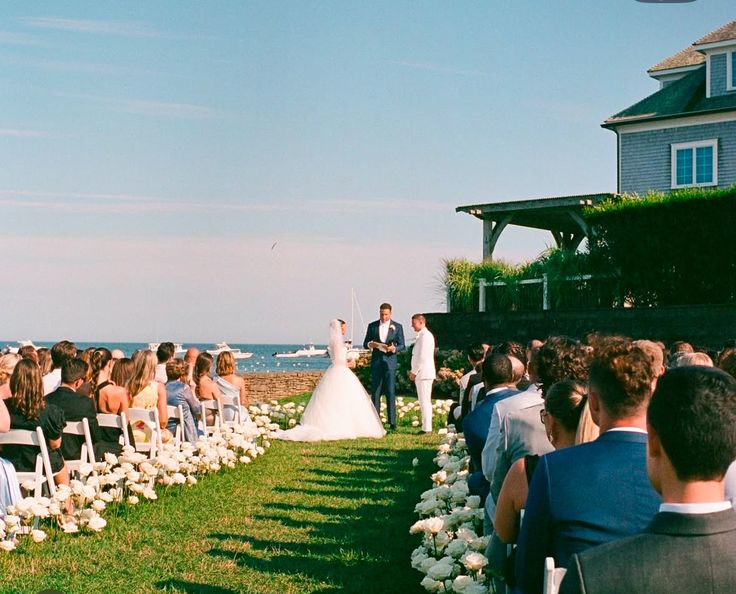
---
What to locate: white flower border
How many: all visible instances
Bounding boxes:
[0,404,288,551]
[409,426,493,594]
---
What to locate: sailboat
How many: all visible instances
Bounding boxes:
[346,288,370,359]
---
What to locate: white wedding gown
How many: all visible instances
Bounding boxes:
[275,320,386,441]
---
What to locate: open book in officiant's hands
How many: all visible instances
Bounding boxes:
[367,341,390,353]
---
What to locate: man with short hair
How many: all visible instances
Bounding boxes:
[561,366,736,594]
[155,342,176,384]
[43,340,77,395]
[450,343,486,429]
[514,338,660,594]
[464,354,519,501]
[46,358,113,460]
[409,314,436,434]
[363,303,405,430]
[17,345,38,363]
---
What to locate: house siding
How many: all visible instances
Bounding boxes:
[620,120,736,194]
[710,53,728,97]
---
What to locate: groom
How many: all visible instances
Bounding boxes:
[363,302,405,430]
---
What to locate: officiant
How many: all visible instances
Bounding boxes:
[363,303,405,431]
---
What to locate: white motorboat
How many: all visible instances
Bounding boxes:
[273,343,328,358]
[206,342,253,359]
[148,342,187,355]
[6,340,38,354]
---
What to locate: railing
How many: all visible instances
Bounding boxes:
[477,274,619,312]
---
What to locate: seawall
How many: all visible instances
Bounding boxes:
[241,371,324,401]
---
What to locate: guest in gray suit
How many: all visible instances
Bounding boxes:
[561,365,736,594]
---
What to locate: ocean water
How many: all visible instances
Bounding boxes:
[0,341,332,374]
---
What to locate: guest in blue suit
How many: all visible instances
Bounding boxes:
[363,303,405,430]
[464,354,519,501]
[514,338,660,594]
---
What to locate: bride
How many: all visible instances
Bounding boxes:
[275,319,386,441]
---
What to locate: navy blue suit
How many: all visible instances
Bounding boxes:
[363,319,405,427]
[464,388,519,502]
[513,430,660,594]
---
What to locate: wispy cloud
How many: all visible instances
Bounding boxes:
[22,16,181,39]
[0,31,38,45]
[0,189,451,215]
[57,92,216,119]
[390,60,489,78]
[0,128,51,138]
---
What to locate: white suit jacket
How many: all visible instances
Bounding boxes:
[411,327,436,380]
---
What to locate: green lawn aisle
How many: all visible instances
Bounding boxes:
[0,431,437,594]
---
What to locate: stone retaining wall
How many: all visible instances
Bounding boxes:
[241,371,324,402]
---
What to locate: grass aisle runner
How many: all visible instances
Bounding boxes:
[0,432,437,594]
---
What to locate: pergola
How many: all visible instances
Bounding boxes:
[456,193,616,259]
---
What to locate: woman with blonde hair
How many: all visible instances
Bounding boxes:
[5,360,71,492]
[0,353,21,400]
[128,350,170,444]
[491,380,599,584]
[193,352,222,426]
[214,351,248,422]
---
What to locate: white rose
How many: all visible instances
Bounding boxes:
[31,529,47,543]
[127,495,139,505]
[462,551,488,572]
[86,516,107,532]
[465,495,481,509]
[423,516,445,535]
[445,538,468,559]
[420,576,443,592]
[91,499,106,512]
[0,540,16,552]
[3,515,20,528]
[427,561,454,580]
[452,575,473,593]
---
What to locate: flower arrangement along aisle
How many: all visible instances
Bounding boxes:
[0,410,282,551]
[409,426,493,594]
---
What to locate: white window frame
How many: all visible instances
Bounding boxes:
[728,50,736,91]
[670,139,718,189]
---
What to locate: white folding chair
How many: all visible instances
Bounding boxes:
[63,418,95,473]
[96,411,131,449]
[543,557,567,594]
[0,427,57,498]
[219,394,242,426]
[166,404,186,446]
[199,400,221,436]
[127,408,163,458]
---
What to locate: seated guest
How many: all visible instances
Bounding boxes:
[488,336,590,528]
[165,359,201,443]
[193,352,223,425]
[97,357,135,447]
[129,350,171,444]
[632,339,666,380]
[214,351,248,422]
[672,351,714,367]
[4,360,71,493]
[77,347,96,397]
[155,342,176,384]
[110,349,125,360]
[667,340,694,367]
[43,340,77,395]
[491,380,598,585]
[497,341,529,390]
[0,354,21,400]
[17,345,38,363]
[514,338,660,594]
[562,366,736,594]
[464,354,519,502]
[37,347,52,376]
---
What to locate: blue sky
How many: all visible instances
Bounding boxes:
[1,1,731,343]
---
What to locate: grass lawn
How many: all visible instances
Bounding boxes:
[0,420,438,594]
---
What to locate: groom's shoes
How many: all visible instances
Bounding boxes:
[387,424,397,433]
[416,429,432,435]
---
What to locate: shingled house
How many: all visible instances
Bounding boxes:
[458,20,736,259]
[603,20,736,194]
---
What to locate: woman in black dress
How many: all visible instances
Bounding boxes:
[4,359,70,491]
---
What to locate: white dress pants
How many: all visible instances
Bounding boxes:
[415,378,434,432]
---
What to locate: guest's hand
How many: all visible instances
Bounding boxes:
[386,344,396,353]
[409,372,416,381]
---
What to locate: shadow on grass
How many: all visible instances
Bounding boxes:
[206,443,431,593]
[155,579,240,593]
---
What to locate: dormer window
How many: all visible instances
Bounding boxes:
[729,50,736,91]
[671,139,718,189]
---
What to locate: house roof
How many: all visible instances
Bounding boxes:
[693,20,736,46]
[603,66,736,129]
[647,45,704,74]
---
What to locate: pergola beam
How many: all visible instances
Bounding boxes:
[483,215,513,259]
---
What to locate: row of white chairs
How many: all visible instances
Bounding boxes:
[0,393,244,500]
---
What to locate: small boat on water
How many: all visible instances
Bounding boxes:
[206,342,253,359]
[273,343,328,358]
[5,340,38,354]
[148,342,187,355]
